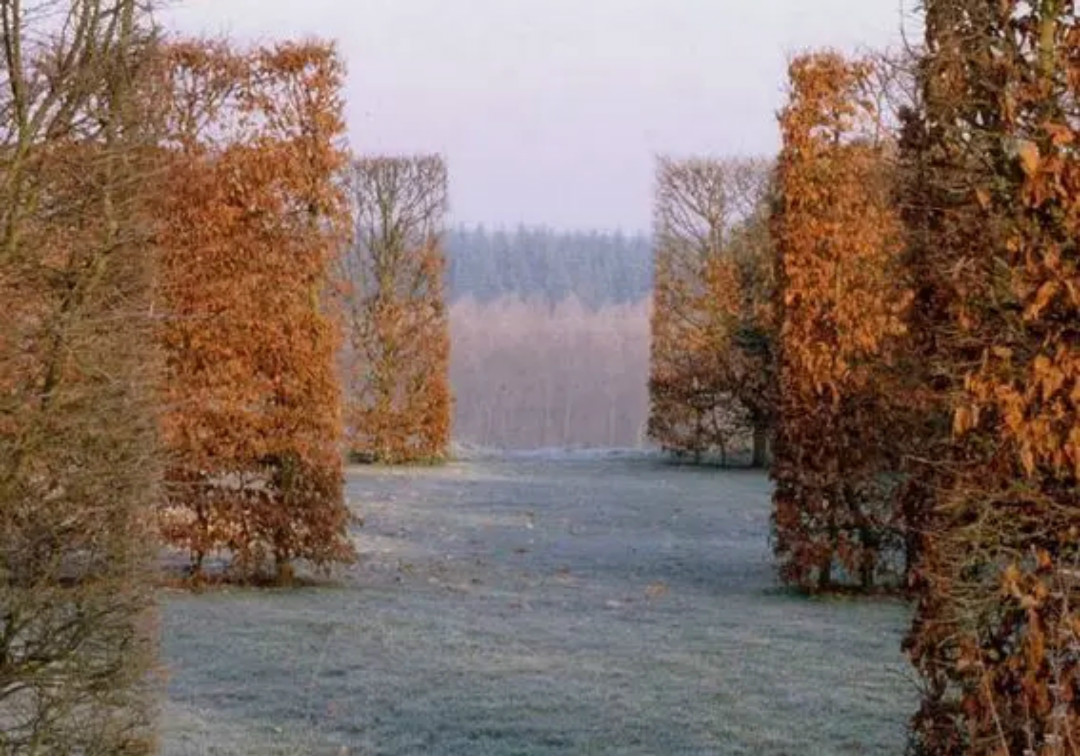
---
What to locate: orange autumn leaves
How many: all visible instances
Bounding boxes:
[647,59,912,603]
[764,8,1078,751]
[647,18,1077,750]
[152,40,454,579]
[771,52,911,591]
[155,41,354,580]
[900,3,1080,753]
[1,23,450,748]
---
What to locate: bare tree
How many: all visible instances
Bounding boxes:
[0,1,162,752]
[338,155,452,463]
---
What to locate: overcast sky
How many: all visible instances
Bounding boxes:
[161,1,919,233]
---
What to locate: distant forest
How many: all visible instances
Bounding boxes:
[445,225,653,449]
[444,225,652,308]
[451,297,649,450]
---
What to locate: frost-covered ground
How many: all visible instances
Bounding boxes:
[161,453,915,756]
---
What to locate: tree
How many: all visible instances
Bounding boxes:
[771,52,911,591]
[648,156,772,464]
[155,40,354,582]
[0,1,161,752]
[338,155,452,464]
[727,203,779,468]
[901,3,1080,752]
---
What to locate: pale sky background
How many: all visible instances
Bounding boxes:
[160,1,920,233]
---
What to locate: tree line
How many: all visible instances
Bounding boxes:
[445,224,652,309]
[0,5,453,752]
[646,3,1078,753]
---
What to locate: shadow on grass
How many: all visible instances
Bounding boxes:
[156,559,352,593]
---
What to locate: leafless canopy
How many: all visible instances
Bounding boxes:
[343,154,448,303]
[337,154,452,462]
[653,156,771,265]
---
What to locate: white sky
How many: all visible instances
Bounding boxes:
[160,0,920,233]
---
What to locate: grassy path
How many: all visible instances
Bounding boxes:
[162,455,913,755]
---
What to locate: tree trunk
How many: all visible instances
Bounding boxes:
[751,424,769,468]
[818,557,832,592]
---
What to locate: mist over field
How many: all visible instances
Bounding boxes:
[445,226,653,450]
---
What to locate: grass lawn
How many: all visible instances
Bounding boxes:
[161,453,914,756]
